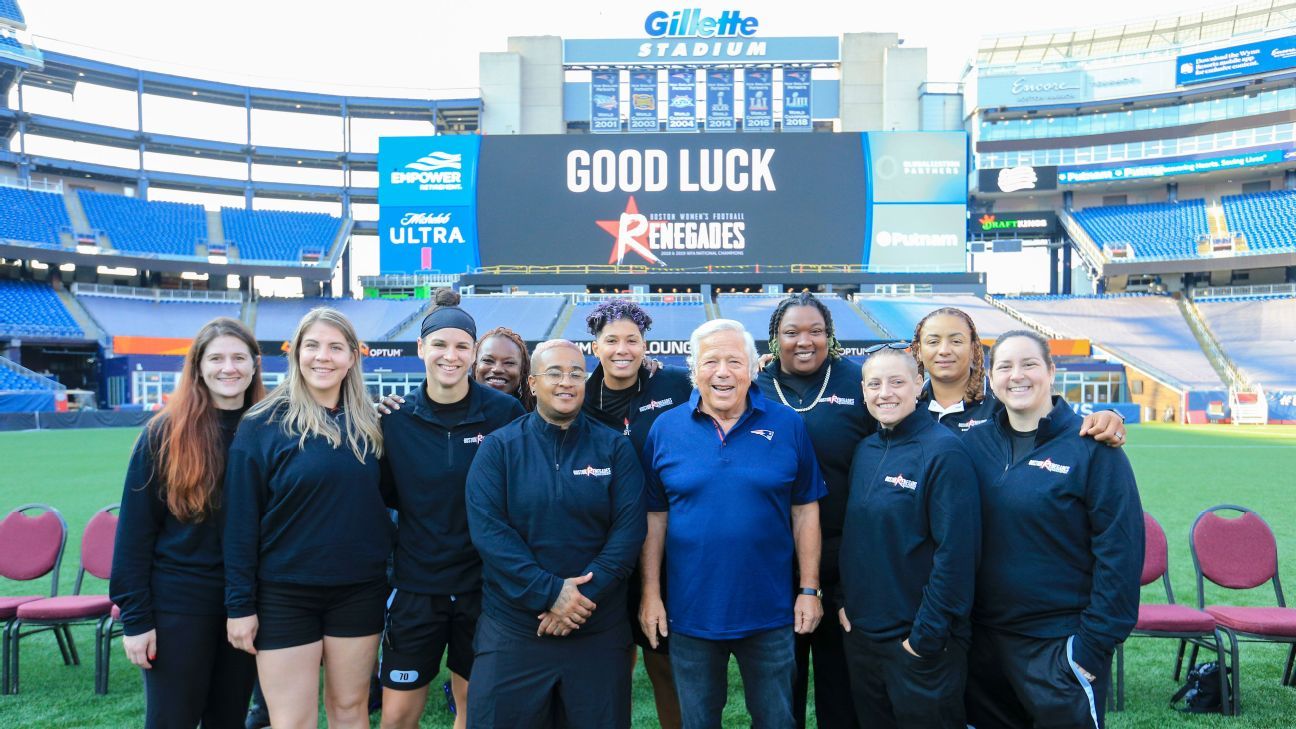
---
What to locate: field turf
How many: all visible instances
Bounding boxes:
[0,424,1293,728]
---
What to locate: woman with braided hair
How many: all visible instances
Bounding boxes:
[755,291,874,729]
[910,307,1128,444]
[474,326,535,412]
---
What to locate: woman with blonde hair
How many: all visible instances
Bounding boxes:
[111,317,264,728]
[224,307,392,729]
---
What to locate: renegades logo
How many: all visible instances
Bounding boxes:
[1028,458,1072,475]
[817,394,856,406]
[463,434,485,445]
[573,465,613,477]
[596,196,747,266]
[638,398,676,412]
[884,473,918,490]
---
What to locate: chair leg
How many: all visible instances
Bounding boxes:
[9,620,20,695]
[1283,643,1295,687]
[1188,640,1201,671]
[62,624,80,666]
[1,619,12,695]
[1220,628,1240,717]
[1174,638,1188,680]
[52,622,71,665]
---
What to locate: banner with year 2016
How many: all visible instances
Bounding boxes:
[744,68,773,131]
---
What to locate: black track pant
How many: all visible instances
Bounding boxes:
[792,596,858,729]
[843,629,966,729]
[142,611,258,729]
[965,629,1108,729]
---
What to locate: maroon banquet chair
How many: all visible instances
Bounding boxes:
[5,504,119,695]
[0,504,69,694]
[1190,504,1296,715]
[1110,512,1232,713]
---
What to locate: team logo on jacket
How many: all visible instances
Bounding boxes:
[957,418,987,431]
[750,429,774,441]
[817,394,856,406]
[638,398,675,412]
[574,465,613,477]
[1028,458,1072,474]
[884,473,918,490]
[463,434,485,445]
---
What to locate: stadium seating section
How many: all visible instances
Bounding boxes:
[0,186,70,246]
[457,296,566,341]
[853,294,1024,339]
[78,295,241,340]
[0,1,24,25]
[1072,199,1208,260]
[221,208,341,262]
[0,366,48,391]
[560,301,708,341]
[1221,189,1296,253]
[255,297,427,342]
[0,280,82,338]
[79,191,206,257]
[995,294,1222,389]
[0,35,22,52]
[714,295,785,338]
[1196,296,1296,389]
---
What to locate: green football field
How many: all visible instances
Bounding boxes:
[0,424,1293,728]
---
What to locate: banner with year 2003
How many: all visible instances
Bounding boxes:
[628,70,659,132]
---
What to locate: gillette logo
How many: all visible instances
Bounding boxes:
[638,398,676,412]
[644,9,759,38]
[574,465,613,477]
[1028,458,1072,475]
[885,474,918,490]
[390,152,463,189]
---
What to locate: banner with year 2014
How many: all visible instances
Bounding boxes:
[705,69,735,131]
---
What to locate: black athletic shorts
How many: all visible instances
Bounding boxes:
[254,578,387,651]
[381,588,481,690]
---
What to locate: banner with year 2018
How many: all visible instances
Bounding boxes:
[705,69,735,132]
[744,68,773,131]
[666,68,697,132]
[590,70,620,133]
[628,70,659,132]
[782,68,812,132]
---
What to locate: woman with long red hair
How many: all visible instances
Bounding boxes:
[110,317,265,728]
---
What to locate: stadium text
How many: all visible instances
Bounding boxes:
[567,149,776,193]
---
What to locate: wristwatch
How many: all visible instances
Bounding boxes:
[798,587,822,599]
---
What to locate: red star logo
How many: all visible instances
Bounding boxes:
[596,196,665,266]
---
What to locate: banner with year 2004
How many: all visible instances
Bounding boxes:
[628,70,659,132]
[666,68,697,132]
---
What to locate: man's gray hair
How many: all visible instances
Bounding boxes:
[687,318,760,386]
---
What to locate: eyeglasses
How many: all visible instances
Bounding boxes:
[864,342,911,354]
[538,370,586,385]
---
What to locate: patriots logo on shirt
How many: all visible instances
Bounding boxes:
[463,434,485,445]
[1028,458,1072,475]
[884,473,918,490]
[574,465,613,477]
[750,429,774,441]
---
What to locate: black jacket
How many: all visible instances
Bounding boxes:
[466,412,646,636]
[223,403,394,618]
[961,397,1143,672]
[839,408,979,655]
[110,408,243,636]
[381,379,525,595]
[583,363,693,455]
[918,378,1001,434]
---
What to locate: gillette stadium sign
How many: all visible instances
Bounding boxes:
[562,8,838,64]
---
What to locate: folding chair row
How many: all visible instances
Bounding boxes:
[1112,506,1296,717]
[0,503,123,695]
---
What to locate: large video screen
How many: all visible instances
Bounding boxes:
[378,132,967,273]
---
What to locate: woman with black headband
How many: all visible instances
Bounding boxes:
[378,288,525,729]
[582,298,691,729]
[756,291,874,729]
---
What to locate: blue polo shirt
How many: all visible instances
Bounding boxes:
[642,387,827,640]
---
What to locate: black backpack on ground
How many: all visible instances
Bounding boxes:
[1170,661,1229,713]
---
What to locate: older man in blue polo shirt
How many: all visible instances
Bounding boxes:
[639,318,827,729]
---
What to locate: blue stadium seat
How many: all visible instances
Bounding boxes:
[254,297,427,341]
[0,280,83,339]
[0,186,70,246]
[1073,200,1208,260]
[0,367,49,391]
[221,208,341,263]
[560,301,708,342]
[0,1,24,25]
[0,35,22,51]
[1196,295,1296,389]
[77,295,241,339]
[1221,190,1296,254]
[79,191,206,256]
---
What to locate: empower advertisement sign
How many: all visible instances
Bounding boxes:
[378,136,482,274]
[379,132,967,271]
[1176,34,1296,85]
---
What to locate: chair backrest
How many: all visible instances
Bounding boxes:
[1141,511,1168,586]
[1190,504,1284,608]
[74,504,120,593]
[0,504,67,596]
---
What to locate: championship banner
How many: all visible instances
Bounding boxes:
[666,68,697,132]
[705,69,735,131]
[744,68,773,131]
[628,70,659,132]
[590,70,621,134]
[782,68,812,132]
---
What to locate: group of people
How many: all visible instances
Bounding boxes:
[108,288,1145,729]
